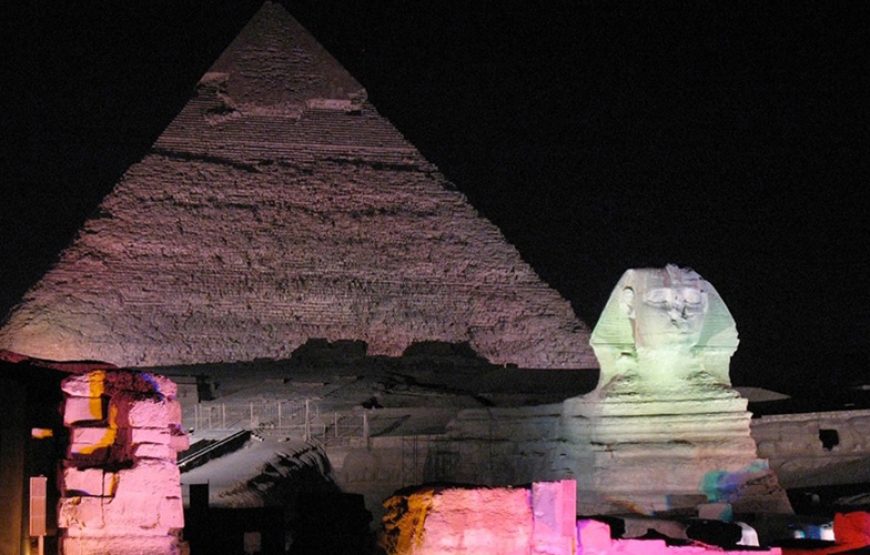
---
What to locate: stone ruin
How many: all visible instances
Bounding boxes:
[58,370,188,554]
[427,265,793,515]
[380,479,788,555]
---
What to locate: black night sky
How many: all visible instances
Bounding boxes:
[3,1,868,392]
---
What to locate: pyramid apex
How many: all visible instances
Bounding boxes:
[201,0,366,111]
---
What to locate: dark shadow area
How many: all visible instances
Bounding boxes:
[819,429,840,451]
[184,464,373,554]
[0,359,66,555]
[162,338,598,408]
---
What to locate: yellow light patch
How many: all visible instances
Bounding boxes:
[31,428,54,439]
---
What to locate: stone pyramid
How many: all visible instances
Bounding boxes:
[0,2,594,369]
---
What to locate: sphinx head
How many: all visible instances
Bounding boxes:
[624,264,709,350]
[590,265,739,387]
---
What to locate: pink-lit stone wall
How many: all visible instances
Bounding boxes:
[58,370,188,555]
[382,480,788,555]
[381,480,577,555]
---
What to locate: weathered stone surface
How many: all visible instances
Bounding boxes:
[59,370,187,554]
[69,426,117,456]
[64,396,104,425]
[61,371,108,398]
[60,536,184,555]
[751,409,870,488]
[381,485,534,555]
[531,480,577,555]
[589,264,738,394]
[0,1,593,370]
[133,443,176,460]
[130,427,170,445]
[128,399,182,428]
[63,468,105,497]
[59,496,105,530]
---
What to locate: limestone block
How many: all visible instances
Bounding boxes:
[130,428,170,445]
[100,493,161,530]
[169,429,190,452]
[63,468,104,496]
[128,399,182,428]
[64,396,104,425]
[60,535,184,555]
[423,487,533,554]
[158,496,185,529]
[59,496,105,530]
[115,460,181,500]
[134,443,177,460]
[62,372,107,398]
[531,480,576,555]
[69,426,117,455]
[576,520,611,551]
[144,373,178,398]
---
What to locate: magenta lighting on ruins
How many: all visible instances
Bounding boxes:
[4,2,869,555]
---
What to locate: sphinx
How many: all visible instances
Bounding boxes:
[589,264,738,397]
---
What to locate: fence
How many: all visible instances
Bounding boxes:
[186,399,370,444]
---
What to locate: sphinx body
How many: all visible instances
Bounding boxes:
[559,265,791,514]
[429,265,792,516]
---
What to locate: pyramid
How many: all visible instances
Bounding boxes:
[0,2,595,369]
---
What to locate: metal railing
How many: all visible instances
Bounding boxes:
[186,399,371,445]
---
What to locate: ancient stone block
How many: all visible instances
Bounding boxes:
[134,443,176,460]
[61,371,107,398]
[59,497,105,530]
[69,426,117,456]
[63,468,104,497]
[130,428,171,445]
[169,430,190,452]
[115,461,181,499]
[576,519,612,552]
[60,535,184,555]
[64,396,104,425]
[128,399,181,428]
[531,480,576,555]
[58,370,188,554]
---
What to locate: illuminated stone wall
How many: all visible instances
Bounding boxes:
[380,480,785,555]
[58,370,188,554]
[750,409,870,488]
[381,480,576,555]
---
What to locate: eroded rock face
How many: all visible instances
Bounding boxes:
[58,370,188,555]
[380,480,576,555]
[0,1,593,370]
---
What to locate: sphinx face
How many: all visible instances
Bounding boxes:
[629,268,708,350]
